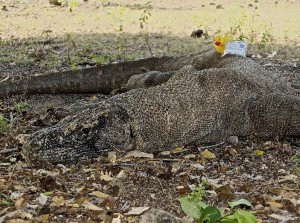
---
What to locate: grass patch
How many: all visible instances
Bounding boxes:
[0,115,9,133]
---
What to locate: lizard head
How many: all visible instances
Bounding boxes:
[22,105,134,165]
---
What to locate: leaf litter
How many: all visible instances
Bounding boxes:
[1,135,300,222]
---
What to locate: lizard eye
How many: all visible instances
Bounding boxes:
[82,128,90,134]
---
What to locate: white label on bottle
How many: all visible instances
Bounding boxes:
[223,41,247,57]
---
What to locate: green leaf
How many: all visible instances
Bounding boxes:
[234,210,256,223]
[220,215,238,223]
[228,199,253,209]
[177,196,207,219]
[198,206,222,223]
[43,191,53,196]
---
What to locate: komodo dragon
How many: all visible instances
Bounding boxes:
[21,50,300,165]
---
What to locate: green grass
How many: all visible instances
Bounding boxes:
[0,115,9,133]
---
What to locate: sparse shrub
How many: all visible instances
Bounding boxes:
[260,25,273,47]
[109,5,127,60]
[12,101,28,114]
[91,55,106,65]
[65,33,78,68]
[229,13,247,36]
[0,114,9,133]
[139,1,153,56]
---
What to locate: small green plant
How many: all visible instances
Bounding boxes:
[289,155,300,173]
[177,183,256,223]
[0,115,9,133]
[139,1,153,56]
[69,59,78,70]
[0,193,13,206]
[109,5,127,60]
[12,101,28,114]
[68,0,79,12]
[229,13,247,36]
[259,25,273,47]
[65,33,78,67]
[91,55,106,65]
[290,155,300,164]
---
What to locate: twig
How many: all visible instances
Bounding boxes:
[156,177,164,191]
[0,148,20,154]
[198,142,225,150]
[0,74,10,83]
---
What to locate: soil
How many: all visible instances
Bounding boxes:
[0,1,300,222]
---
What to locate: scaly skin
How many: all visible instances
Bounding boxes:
[23,51,300,165]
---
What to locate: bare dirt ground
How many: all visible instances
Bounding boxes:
[0,0,300,222]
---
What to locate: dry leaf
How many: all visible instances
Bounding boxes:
[279,174,298,183]
[15,134,30,145]
[220,164,228,173]
[280,191,298,206]
[15,197,25,209]
[124,150,153,159]
[170,147,184,154]
[28,186,38,193]
[111,216,122,223]
[76,186,85,193]
[266,200,283,210]
[190,163,205,170]
[159,151,170,156]
[125,206,150,216]
[171,162,182,173]
[184,154,196,159]
[83,201,104,211]
[264,141,272,146]
[103,196,117,209]
[90,191,110,199]
[201,149,216,159]
[269,213,297,222]
[215,184,234,201]
[37,169,60,177]
[52,196,64,206]
[67,202,79,208]
[228,148,238,156]
[39,214,49,221]
[0,210,32,223]
[37,193,48,206]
